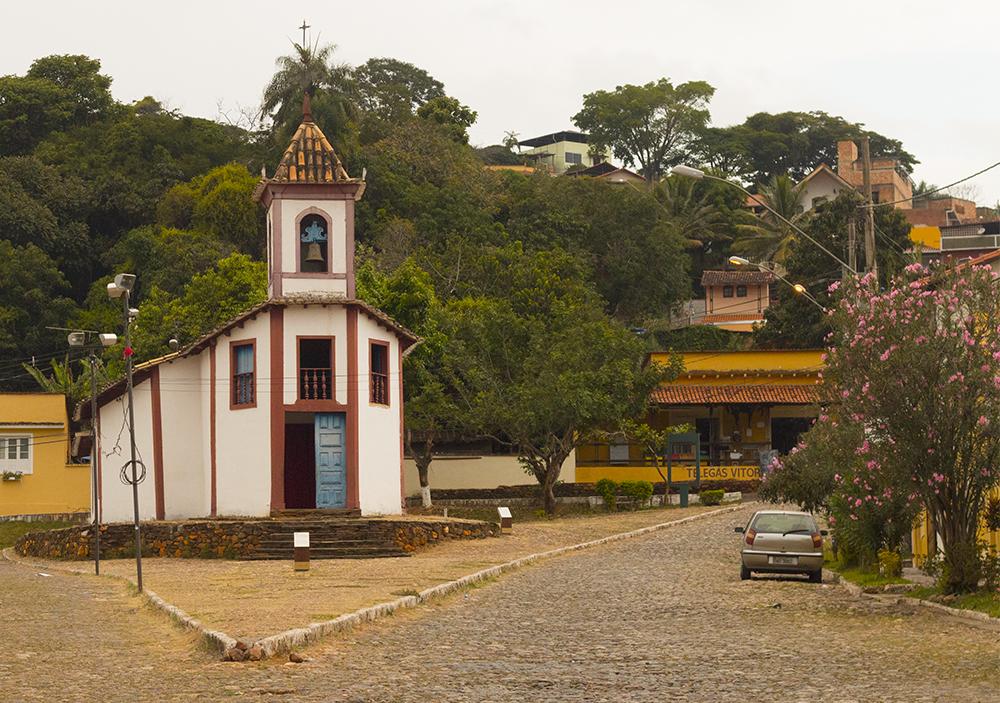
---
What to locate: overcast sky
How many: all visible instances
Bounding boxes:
[5,1,1000,203]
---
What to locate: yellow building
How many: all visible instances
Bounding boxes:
[0,393,90,519]
[911,487,1000,567]
[576,350,824,484]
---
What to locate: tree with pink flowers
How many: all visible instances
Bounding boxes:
[766,262,1000,592]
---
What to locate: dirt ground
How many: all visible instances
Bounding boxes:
[16,504,719,642]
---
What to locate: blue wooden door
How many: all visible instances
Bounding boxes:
[315,413,347,508]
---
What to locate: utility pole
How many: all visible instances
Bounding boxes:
[846,220,858,282]
[89,351,101,575]
[861,136,878,280]
[122,288,143,592]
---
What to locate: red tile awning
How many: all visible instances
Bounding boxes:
[651,384,821,405]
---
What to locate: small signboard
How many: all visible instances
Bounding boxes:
[497,506,513,533]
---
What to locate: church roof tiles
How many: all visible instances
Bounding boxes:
[272,118,351,184]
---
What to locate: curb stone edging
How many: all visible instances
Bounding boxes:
[255,504,746,658]
[2,547,236,653]
[825,566,1000,631]
[6,505,746,660]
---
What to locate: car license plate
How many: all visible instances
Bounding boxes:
[769,555,798,565]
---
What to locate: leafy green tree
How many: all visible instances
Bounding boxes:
[0,241,79,388]
[698,111,917,184]
[447,293,669,515]
[416,96,477,144]
[354,57,445,123]
[357,259,461,507]
[0,155,94,295]
[0,55,115,156]
[25,55,115,123]
[105,226,234,298]
[573,78,715,182]
[35,99,252,242]
[131,253,267,361]
[356,118,498,251]
[501,175,690,321]
[157,163,261,253]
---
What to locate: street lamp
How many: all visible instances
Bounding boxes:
[728,256,826,312]
[671,165,859,276]
[107,272,144,592]
[68,329,118,576]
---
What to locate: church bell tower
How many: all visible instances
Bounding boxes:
[253,95,365,299]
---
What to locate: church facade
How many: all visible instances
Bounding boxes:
[93,107,418,522]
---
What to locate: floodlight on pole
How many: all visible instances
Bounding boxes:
[727,256,826,312]
[99,333,118,347]
[67,331,87,347]
[671,165,858,275]
[107,272,144,592]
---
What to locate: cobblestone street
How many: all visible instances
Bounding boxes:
[4,505,1000,702]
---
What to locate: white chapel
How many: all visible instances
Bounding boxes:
[92,102,418,521]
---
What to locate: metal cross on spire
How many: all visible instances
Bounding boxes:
[299,20,311,46]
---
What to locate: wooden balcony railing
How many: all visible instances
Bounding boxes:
[370,372,388,405]
[233,372,255,406]
[299,367,333,400]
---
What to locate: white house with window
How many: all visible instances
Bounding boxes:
[517,130,611,174]
[90,104,419,522]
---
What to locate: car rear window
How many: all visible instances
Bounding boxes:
[751,513,816,534]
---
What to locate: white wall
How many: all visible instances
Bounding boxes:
[158,355,207,518]
[356,313,403,515]
[403,454,577,496]
[800,172,846,211]
[214,314,273,517]
[282,306,348,405]
[98,387,157,523]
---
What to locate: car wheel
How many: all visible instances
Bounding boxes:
[740,565,751,580]
[809,569,822,583]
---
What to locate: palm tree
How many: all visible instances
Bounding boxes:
[262,39,353,123]
[732,174,808,264]
[23,358,109,418]
[655,175,732,249]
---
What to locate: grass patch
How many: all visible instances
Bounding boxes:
[0,520,74,549]
[905,586,1000,618]
[825,552,909,588]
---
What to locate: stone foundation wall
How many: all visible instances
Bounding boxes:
[15,517,496,561]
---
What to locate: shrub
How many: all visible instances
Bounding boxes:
[699,489,724,506]
[595,478,618,511]
[877,549,902,577]
[619,480,653,509]
[985,497,1000,532]
[981,546,1000,591]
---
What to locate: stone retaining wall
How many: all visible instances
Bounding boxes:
[14,517,496,561]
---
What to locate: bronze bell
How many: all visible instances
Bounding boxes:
[304,242,325,264]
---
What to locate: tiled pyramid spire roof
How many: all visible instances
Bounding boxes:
[271,92,351,183]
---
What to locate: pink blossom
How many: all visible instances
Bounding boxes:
[978,416,989,427]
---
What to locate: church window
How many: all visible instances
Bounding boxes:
[370,341,389,406]
[299,214,329,273]
[231,341,256,409]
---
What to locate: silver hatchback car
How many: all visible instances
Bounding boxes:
[735,510,826,583]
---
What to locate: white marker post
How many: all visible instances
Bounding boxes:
[293,531,310,572]
[497,506,513,534]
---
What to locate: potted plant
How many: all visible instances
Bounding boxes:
[2,471,23,482]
